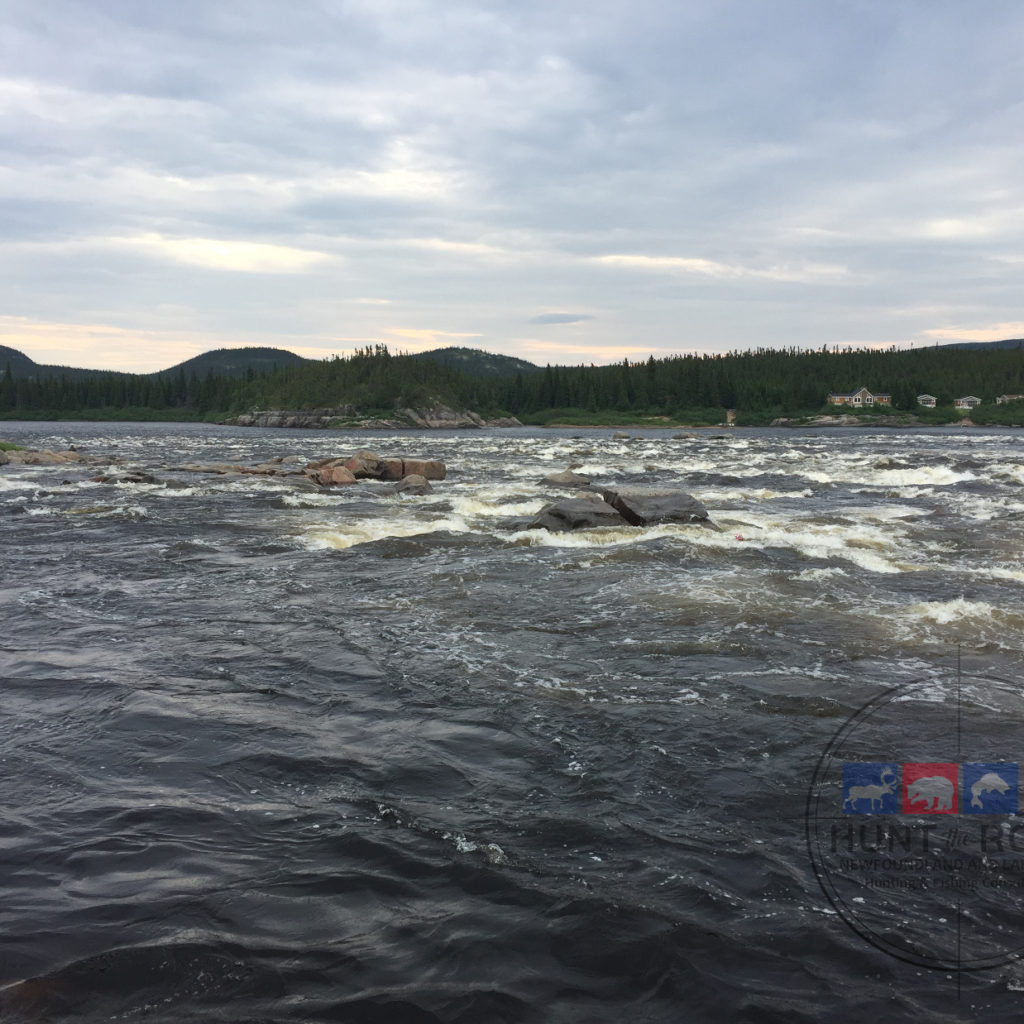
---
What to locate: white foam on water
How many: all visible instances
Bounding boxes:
[794,567,848,581]
[505,524,697,549]
[991,463,1024,486]
[905,598,1005,626]
[0,474,38,492]
[448,493,547,518]
[986,567,1024,583]
[839,504,931,523]
[146,486,205,498]
[707,516,915,574]
[701,486,815,502]
[304,514,473,550]
[280,490,352,508]
[795,464,978,489]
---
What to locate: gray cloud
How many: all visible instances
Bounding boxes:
[1,0,1023,369]
[529,314,594,325]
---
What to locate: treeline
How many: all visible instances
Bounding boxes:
[3,342,1024,424]
[501,345,1024,418]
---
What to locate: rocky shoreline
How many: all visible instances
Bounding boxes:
[223,404,521,430]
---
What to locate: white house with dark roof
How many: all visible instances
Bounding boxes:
[954,396,982,409]
[916,394,937,407]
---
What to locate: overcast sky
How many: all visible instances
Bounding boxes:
[1,0,1023,372]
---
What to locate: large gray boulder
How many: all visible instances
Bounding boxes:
[529,495,629,532]
[593,487,712,527]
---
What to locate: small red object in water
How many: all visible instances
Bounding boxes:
[735,533,744,541]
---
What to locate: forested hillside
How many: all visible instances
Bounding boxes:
[2,342,1024,424]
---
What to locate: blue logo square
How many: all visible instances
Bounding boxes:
[962,763,1020,814]
[843,762,899,814]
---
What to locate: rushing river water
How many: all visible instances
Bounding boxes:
[2,421,1024,1022]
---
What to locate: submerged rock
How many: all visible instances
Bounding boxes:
[541,469,590,487]
[173,462,247,474]
[90,472,158,485]
[393,474,433,495]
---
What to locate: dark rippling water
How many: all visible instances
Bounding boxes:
[2,421,1024,1022]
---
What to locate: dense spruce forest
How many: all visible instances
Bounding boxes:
[2,342,1024,426]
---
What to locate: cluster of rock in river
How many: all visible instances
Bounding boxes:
[168,449,445,494]
[2,444,715,533]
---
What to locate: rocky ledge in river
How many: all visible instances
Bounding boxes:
[224,405,521,430]
[529,486,717,533]
[170,449,445,493]
[0,447,96,466]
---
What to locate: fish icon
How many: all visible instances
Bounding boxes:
[971,772,1009,810]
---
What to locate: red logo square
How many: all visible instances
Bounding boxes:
[902,763,958,814]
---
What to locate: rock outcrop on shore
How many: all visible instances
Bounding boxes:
[225,405,521,430]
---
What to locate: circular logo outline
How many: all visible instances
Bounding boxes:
[806,677,1024,973]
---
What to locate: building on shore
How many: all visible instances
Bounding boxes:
[995,394,1024,405]
[916,394,937,408]
[953,396,982,409]
[827,387,892,407]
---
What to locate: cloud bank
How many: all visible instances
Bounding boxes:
[1,1,1022,370]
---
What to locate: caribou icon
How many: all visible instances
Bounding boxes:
[844,768,897,811]
[906,775,954,811]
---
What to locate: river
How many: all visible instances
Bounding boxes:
[1,421,1023,1021]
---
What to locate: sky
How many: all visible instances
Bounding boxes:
[1,0,1023,373]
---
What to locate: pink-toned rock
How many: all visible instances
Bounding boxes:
[300,452,445,483]
[310,461,357,486]
[378,458,405,481]
[343,451,383,478]
[401,458,446,481]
